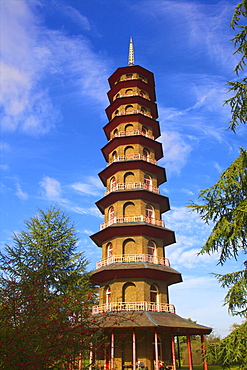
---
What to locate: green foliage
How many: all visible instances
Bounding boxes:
[189,149,247,317]
[224,0,247,132]
[188,149,247,262]
[206,321,247,369]
[0,206,101,370]
[188,0,247,317]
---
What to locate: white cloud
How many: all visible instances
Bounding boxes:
[15,182,28,200]
[164,207,217,269]
[71,176,103,196]
[181,188,194,196]
[61,5,91,30]
[39,176,62,200]
[0,141,11,151]
[71,206,102,218]
[214,161,224,173]
[159,130,192,174]
[0,0,109,136]
[0,164,9,171]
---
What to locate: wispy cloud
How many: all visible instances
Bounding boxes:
[159,130,192,174]
[59,5,91,30]
[15,182,28,200]
[39,176,62,200]
[71,206,101,218]
[0,0,109,136]
[71,176,103,196]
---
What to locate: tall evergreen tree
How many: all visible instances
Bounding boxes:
[0,206,102,370]
[188,0,247,318]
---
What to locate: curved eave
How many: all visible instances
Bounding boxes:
[103,115,161,140]
[107,80,156,103]
[96,190,170,214]
[96,311,212,335]
[105,96,158,121]
[108,65,155,89]
[91,263,182,286]
[90,224,175,248]
[101,136,163,161]
[98,161,167,187]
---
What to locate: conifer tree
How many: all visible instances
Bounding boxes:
[188,0,247,318]
[0,206,102,370]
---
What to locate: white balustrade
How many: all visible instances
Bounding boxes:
[110,130,154,140]
[108,154,156,166]
[96,254,170,269]
[100,215,164,230]
[105,182,159,195]
[112,110,152,119]
[114,93,150,101]
[92,302,175,315]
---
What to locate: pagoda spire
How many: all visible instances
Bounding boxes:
[128,37,135,66]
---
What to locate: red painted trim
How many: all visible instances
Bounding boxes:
[101,136,163,161]
[105,96,158,120]
[98,160,166,186]
[107,79,156,103]
[90,265,182,285]
[187,334,193,370]
[96,190,170,214]
[108,65,155,89]
[103,114,161,140]
[171,334,177,370]
[90,223,176,247]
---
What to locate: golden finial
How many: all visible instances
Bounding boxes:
[128,37,135,66]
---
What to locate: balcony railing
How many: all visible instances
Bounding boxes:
[96,254,170,269]
[100,215,164,230]
[114,93,150,101]
[92,302,175,315]
[108,154,156,166]
[105,182,159,195]
[110,130,154,141]
[112,110,152,119]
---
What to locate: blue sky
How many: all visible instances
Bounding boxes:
[1,0,246,338]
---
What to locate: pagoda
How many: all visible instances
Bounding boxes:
[90,39,211,370]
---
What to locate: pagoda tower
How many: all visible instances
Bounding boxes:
[90,40,211,370]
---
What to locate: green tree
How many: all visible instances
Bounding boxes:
[188,0,247,318]
[224,0,247,132]
[0,206,102,370]
[206,321,247,369]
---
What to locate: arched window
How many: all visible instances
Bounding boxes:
[123,282,136,302]
[115,93,120,99]
[144,174,152,190]
[124,172,135,189]
[124,146,134,158]
[143,148,150,160]
[107,243,113,258]
[125,123,134,133]
[108,206,115,220]
[150,284,158,303]
[110,177,116,190]
[125,89,133,95]
[123,202,135,217]
[106,286,111,305]
[142,126,147,136]
[140,106,146,114]
[114,109,119,117]
[112,151,117,161]
[126,73,133,80]
[146,204,154,220]
[125,105,133,114]
[148,241,156,256]
[113,128,118,137]
[123,238,135,255]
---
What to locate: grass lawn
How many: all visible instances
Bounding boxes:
[178,366,240,370]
